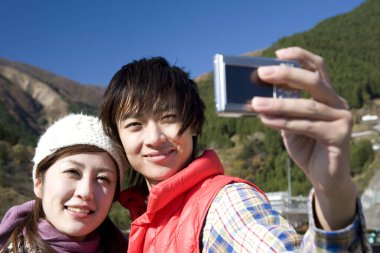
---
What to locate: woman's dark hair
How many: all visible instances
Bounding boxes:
[100,57,206,187]
[0,145,127,253]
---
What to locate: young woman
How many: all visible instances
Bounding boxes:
[100,47,370,252]
[0,114,128,253]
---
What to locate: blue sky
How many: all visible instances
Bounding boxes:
[0,0,365,86]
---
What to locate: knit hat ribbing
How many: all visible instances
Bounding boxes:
[32,114,125,184]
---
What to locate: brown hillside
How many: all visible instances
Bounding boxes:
[0,57,105,134]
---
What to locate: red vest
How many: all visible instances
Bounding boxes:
[119,150,267,253]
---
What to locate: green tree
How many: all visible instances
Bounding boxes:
[350,139,374,175]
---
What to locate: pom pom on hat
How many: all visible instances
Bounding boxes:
[32,113,125,184]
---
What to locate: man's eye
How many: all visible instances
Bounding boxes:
[126,122,140,127]
[125,121,142,130]
[162,114,177,123]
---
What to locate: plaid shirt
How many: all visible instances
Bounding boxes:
[201,183,370,252]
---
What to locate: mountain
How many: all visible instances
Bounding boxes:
[0,57,105,144]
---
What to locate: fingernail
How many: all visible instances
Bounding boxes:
[275,48,289,55]
[276,47,295,55]
[252,97,271,107]
[258,66,275,77]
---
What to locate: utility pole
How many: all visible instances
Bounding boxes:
[287,157,292,198]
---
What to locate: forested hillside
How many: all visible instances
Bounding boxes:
[0,0,378,230]
[265,0,380,108]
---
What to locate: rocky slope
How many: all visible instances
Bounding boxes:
[0,57,104,135]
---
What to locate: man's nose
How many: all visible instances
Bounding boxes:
[145,122,167,146]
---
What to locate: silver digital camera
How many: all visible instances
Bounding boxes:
[213,54,300,117]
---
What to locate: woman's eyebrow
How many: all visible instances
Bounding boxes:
[63,159,85,168]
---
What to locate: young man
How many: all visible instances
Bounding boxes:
[100,47,370,252]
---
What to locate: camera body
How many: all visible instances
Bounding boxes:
[213,54,300,117]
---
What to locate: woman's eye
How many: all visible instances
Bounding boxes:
[64,169,80,177]
[97,175,113,185]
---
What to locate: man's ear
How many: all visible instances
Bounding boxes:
[34,178,43,198]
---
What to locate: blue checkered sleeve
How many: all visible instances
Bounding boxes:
[201,183,369,252]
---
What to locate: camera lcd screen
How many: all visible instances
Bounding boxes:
[213,54,299,117]
[225,65,273,105]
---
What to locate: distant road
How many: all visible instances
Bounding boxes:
[351,130,376,138]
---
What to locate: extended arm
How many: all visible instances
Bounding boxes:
[251,47,356,230]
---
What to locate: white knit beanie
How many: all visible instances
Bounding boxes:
[32,113,126,184]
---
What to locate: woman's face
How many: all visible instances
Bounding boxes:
[34,152,117,241]
[117,111,193,190]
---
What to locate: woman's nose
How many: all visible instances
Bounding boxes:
[76,178,94,201]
